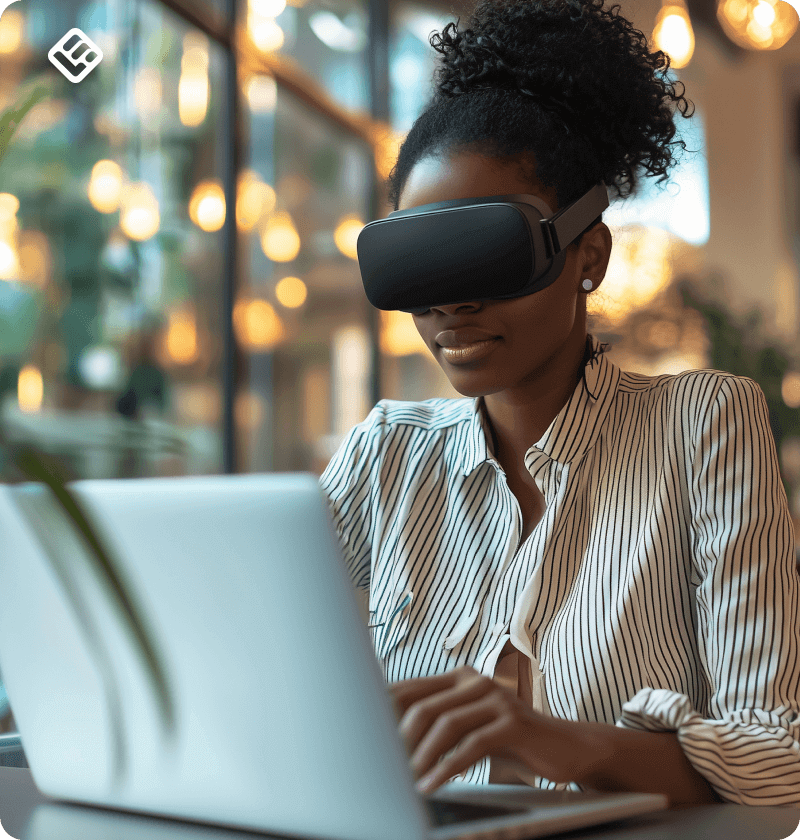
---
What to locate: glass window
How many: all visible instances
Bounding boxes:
[0,0,231,479]
[389,1,459,135]
[379,1,468,404]
[249,0,370,116]
[603,89,709,246]
[237,76,373,474]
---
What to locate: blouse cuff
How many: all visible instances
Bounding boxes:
[616,687,732,800]
[617,687,800,806]
[617,687,700,733]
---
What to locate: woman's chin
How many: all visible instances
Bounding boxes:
[443,377,503,399]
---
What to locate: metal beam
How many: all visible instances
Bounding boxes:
[367,0,391,408]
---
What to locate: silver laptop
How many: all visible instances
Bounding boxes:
[0,474,668,840]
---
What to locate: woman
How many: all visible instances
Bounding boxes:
[319,0,800,808]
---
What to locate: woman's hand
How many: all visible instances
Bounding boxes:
[388,665,598,794]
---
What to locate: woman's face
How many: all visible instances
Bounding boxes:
[398,151,610,399]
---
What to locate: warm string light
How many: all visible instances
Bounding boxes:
[652,0,695,68]
[248,0,286,52]
[88,160,124,214]
[134,67,163,117]
[244,74,278,113]
[179,32,210,127]
[18,365,43,413]
[233,298,286,350]
[17,230,51,288]
[333,215,364,260]
[237,171,276,231]
[782,372,800,408]
[189,180,226,232]
[379,311,428,357]
[370,125,406,181]
[0,193,20,280]
[0,8,24,55]
[260,211,300,262]
[652,0,797,57]
[716,0,798,49]
[162,309,200,366]
[235,391,266,431]
[119,183,160,241]
[274,276,307,308]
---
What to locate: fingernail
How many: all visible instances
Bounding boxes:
[417,774,435,793]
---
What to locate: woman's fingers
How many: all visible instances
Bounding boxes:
[388,665,541,793]
[410,692,504,780]
[398,668,494,753]
[389,669,464,717]
[417,716,515,794]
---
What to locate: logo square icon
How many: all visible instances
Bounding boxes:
[48,28,103,83]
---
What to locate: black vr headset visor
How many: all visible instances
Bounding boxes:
[356,182,609,315]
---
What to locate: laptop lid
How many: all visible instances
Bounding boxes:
[0,475,669,840]
[0,474,431,840]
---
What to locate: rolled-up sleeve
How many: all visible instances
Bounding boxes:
[318,401,386,593]
[617,375,800,806]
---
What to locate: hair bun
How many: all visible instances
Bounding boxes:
[434,24,584,138]
[386,0,694,213]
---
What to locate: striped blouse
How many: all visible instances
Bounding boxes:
[318,334,800,806]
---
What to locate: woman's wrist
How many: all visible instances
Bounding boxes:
[563,718,723,805]
[516,715,616,788]
[553,717,618,788]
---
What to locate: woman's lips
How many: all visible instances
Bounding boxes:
[435,328,501,347]
[438,338,500,365]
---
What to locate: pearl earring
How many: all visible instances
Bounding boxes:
[582,278,593,292]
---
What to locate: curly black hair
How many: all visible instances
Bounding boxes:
[386,0,695,245]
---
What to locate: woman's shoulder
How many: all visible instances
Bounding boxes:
[370,396,476,432]
[610,365,768,441]
[616,364,762,403]
[323,397,475,467]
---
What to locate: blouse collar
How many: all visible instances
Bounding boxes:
[462,334,621,478]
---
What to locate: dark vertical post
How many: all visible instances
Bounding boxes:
[367,0,390,408]
[222,0,242,473]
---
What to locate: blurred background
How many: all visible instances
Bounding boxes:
[0,0,800,732]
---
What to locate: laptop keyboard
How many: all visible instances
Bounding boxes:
[425,797,529,826]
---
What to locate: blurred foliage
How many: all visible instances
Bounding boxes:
[0,77,175,752]
[596,272,800,505]
[0,282,41,360]
[676,276,800,465]
[0,79,53,167]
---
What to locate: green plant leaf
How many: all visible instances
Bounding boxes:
[13,446,176,740]
[0,81,55,168]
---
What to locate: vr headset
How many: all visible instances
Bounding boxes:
[356,182,609,315]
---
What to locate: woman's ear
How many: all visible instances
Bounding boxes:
[580,223,612,291]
